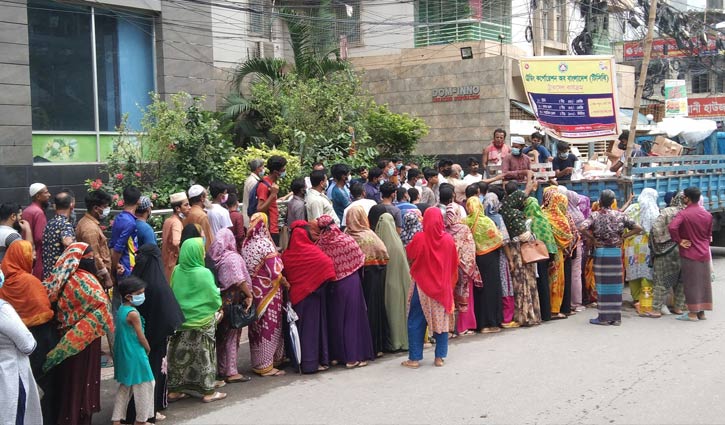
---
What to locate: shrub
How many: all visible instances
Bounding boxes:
[226,146,302,194]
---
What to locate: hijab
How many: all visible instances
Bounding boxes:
[483,192,510,242]
[170,237,221,330]
[578,195,591,219]
[500,190,528,238]
[315,215,365,280]
[282,220,336,305]
[131,244,185,347]
[367,204,388,232]
[345,205,388,266]
[464,197,503,255]
[0,240,53,327]
[242,213,281,277]
[523,197,558,254]
[42,242,113,372]
[446,203,482,288]
[400,209,423,246]
[542,187,574,250]
[566,190,586,226]
[374,213,412,302]
[210,228,251,291]
[636,188,660,233]
[406,208,458,313]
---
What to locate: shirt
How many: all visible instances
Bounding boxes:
[207,203,233,237]
[0,225,21,263]
[523,145,552,163]
[552,153,577,181]
[484,144,511,167]
[330,185,351,222]
[341,198,377,227]
[420,186,437,205]
[135,220,157,247]
[380,203,403,229]
[462,173,483,185]
[75,214,111,275]
[161,214,183,281]
[286,195,307,224]
[111,211,138,278]
[364,182,381,203]
[42,214,76,279]
[305,188,339,224]
[668,204,713,262]
[183,205,213,251]
[502,154,531,181]
[242,173,261,227]
[396,202,418,214]
[22,202,46,279]
[580,208,635,247]
[257,176,279,234]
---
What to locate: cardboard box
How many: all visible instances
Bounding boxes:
[651,136,683,156]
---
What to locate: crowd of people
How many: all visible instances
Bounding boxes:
[0,141,715,424]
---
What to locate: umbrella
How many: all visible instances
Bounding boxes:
[284,301,302,374]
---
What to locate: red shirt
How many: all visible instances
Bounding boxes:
[257,176,279,234]
[22,202,46,279]
[502,154,531,181]
[668,204,712,262]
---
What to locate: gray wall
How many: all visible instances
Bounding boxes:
[0,0,32,166]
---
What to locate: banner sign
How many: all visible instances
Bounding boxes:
[623,37,718,61]
[687,96,725,118]
[519,55,620,142]
[664,79,688,117]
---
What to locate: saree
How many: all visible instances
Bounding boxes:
[346,206,390,355]
[484,193,515,323]
[650,194,687,311]
[446,203,481,332]
[242,213,285,374]
[210,228,253,378]
[375,213,411,351]
[542,188,574,314]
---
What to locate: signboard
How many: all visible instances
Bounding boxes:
[623,37,718,61]
[431,85,480,103]
[687,96,725,118]
[519,56,620,143]
[664,79,688,117]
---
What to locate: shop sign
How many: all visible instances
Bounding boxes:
[688,96,725,118]
[431,85,480,102]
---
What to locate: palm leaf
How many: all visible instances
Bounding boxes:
[230,58,287,92]
[223,93,255,120]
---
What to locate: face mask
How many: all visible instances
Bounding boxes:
[131,293,145,306]
[178,213,185,220]
[511,148,521,156]
[259,169,266,177]
[396,164,403,170]
[0,270,4,288]
[558,153,569,160]
[279,171,287,179]
[203,199,213,209]
[479,194,485,204]
[202,237,207,246]
[221,194,228,204]
[387,168,394,176]
[100,207,111,219]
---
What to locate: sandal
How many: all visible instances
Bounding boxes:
[317,365,330,372]
[202,392,227,403]
[676,313,698,322]
[639,311,661,318]
[551,313,567,320]
[401,360,420,369]
[260,368,286,377]
[482,327,501,334]
[697,312,707,320]
[434,358,445,367]
[155,412,166,421]
[589,318,610,326]
[225,374,252,383]
[345,361,360,369]
[167,393,189,403]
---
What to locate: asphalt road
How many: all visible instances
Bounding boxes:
[94,255,725,425]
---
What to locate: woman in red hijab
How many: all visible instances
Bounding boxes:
[402,207,459,368]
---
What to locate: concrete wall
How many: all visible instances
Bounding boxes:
[0,0,32,166]
[347,1,414,57]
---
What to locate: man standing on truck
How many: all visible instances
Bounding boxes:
[608,130,644,173]
[482,128,511,175]
[668,186,713,322]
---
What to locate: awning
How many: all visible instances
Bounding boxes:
[618,108,650,125]
[511,100,535,118]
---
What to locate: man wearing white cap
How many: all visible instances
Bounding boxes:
[184,184,214,251]
[22,183,51,279]
[502,136,531,182]
[162,192,190,280]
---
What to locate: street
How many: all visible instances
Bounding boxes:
[93,255,725,425]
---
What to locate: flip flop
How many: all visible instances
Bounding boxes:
[345,361,360,369]
[167,393,189,403]
[676,313,698,322]
[261,368,286,377]
[225,375,252,383]
[639,312,661,318]
[401,360,420,369]
[589,318,610,326]
[317,365,330,372]
[202,392,227,403]
[551,313,567,320]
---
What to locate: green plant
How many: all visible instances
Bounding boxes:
[226,146,302,194]
[365,104,429,158]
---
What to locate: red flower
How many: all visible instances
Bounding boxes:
[112,194,119,200]
[168,144,176,151]
[134,172,142,178]
[117,200,125,207]
[115,173,124,180]
[91,179,103,190]
[100,225,107,231]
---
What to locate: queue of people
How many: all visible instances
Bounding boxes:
[0,148,714,424]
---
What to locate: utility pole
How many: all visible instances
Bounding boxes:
[625,0,659,171]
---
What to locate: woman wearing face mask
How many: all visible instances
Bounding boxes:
[42,242,114,425]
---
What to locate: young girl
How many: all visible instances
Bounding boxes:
[112,277,155,425]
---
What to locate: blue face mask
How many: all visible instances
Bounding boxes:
[387,168,395,176]
[0,270,4,289]
[130,293,145,306]
[259,169,266,177]
[479,194,485,204]
[511,148,522,156]
[279,171,287,179]
[396,163,403,170]
[558,153,569,160]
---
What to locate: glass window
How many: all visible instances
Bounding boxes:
[95,11,155,131]
[249,0,271,36]
[28,0,94,131]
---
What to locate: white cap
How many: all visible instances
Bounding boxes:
[170,192,188,204]
[511,136,526,146]
[29,183,47,197]
[188,184,205,198]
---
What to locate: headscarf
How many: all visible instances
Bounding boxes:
[464,197,503,255]
[406,208,458,313]
[400,209,423,246]
[523,197,558,254]
[651,193,686,253]
[566,190,586,226]
[664,191,677,207]
[374,213,412,305]
[316,215,365,280]
[345,205,388,266]
[282,220,336,305]
[483,192,510,242]
[446,203,482,289]
[578,195,591,219]
[542,187,574,251]
[131,244,185,348]
[636,188,660,233]
[0,240,54,327]
[170,238,221,330]
[210,228,251,291]
[180,223,203,246]
[42,242,113,372]
[367,204,388,232]
[241,213,284,317]
[500,190,528,238]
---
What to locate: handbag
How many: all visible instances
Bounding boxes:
[520,239,549,264]
[225,301,257,329]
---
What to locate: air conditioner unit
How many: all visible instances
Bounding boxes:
[262,42,274,58]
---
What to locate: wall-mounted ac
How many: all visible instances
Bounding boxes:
[256,41,275,58]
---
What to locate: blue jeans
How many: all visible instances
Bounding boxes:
[407,286,448,361]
